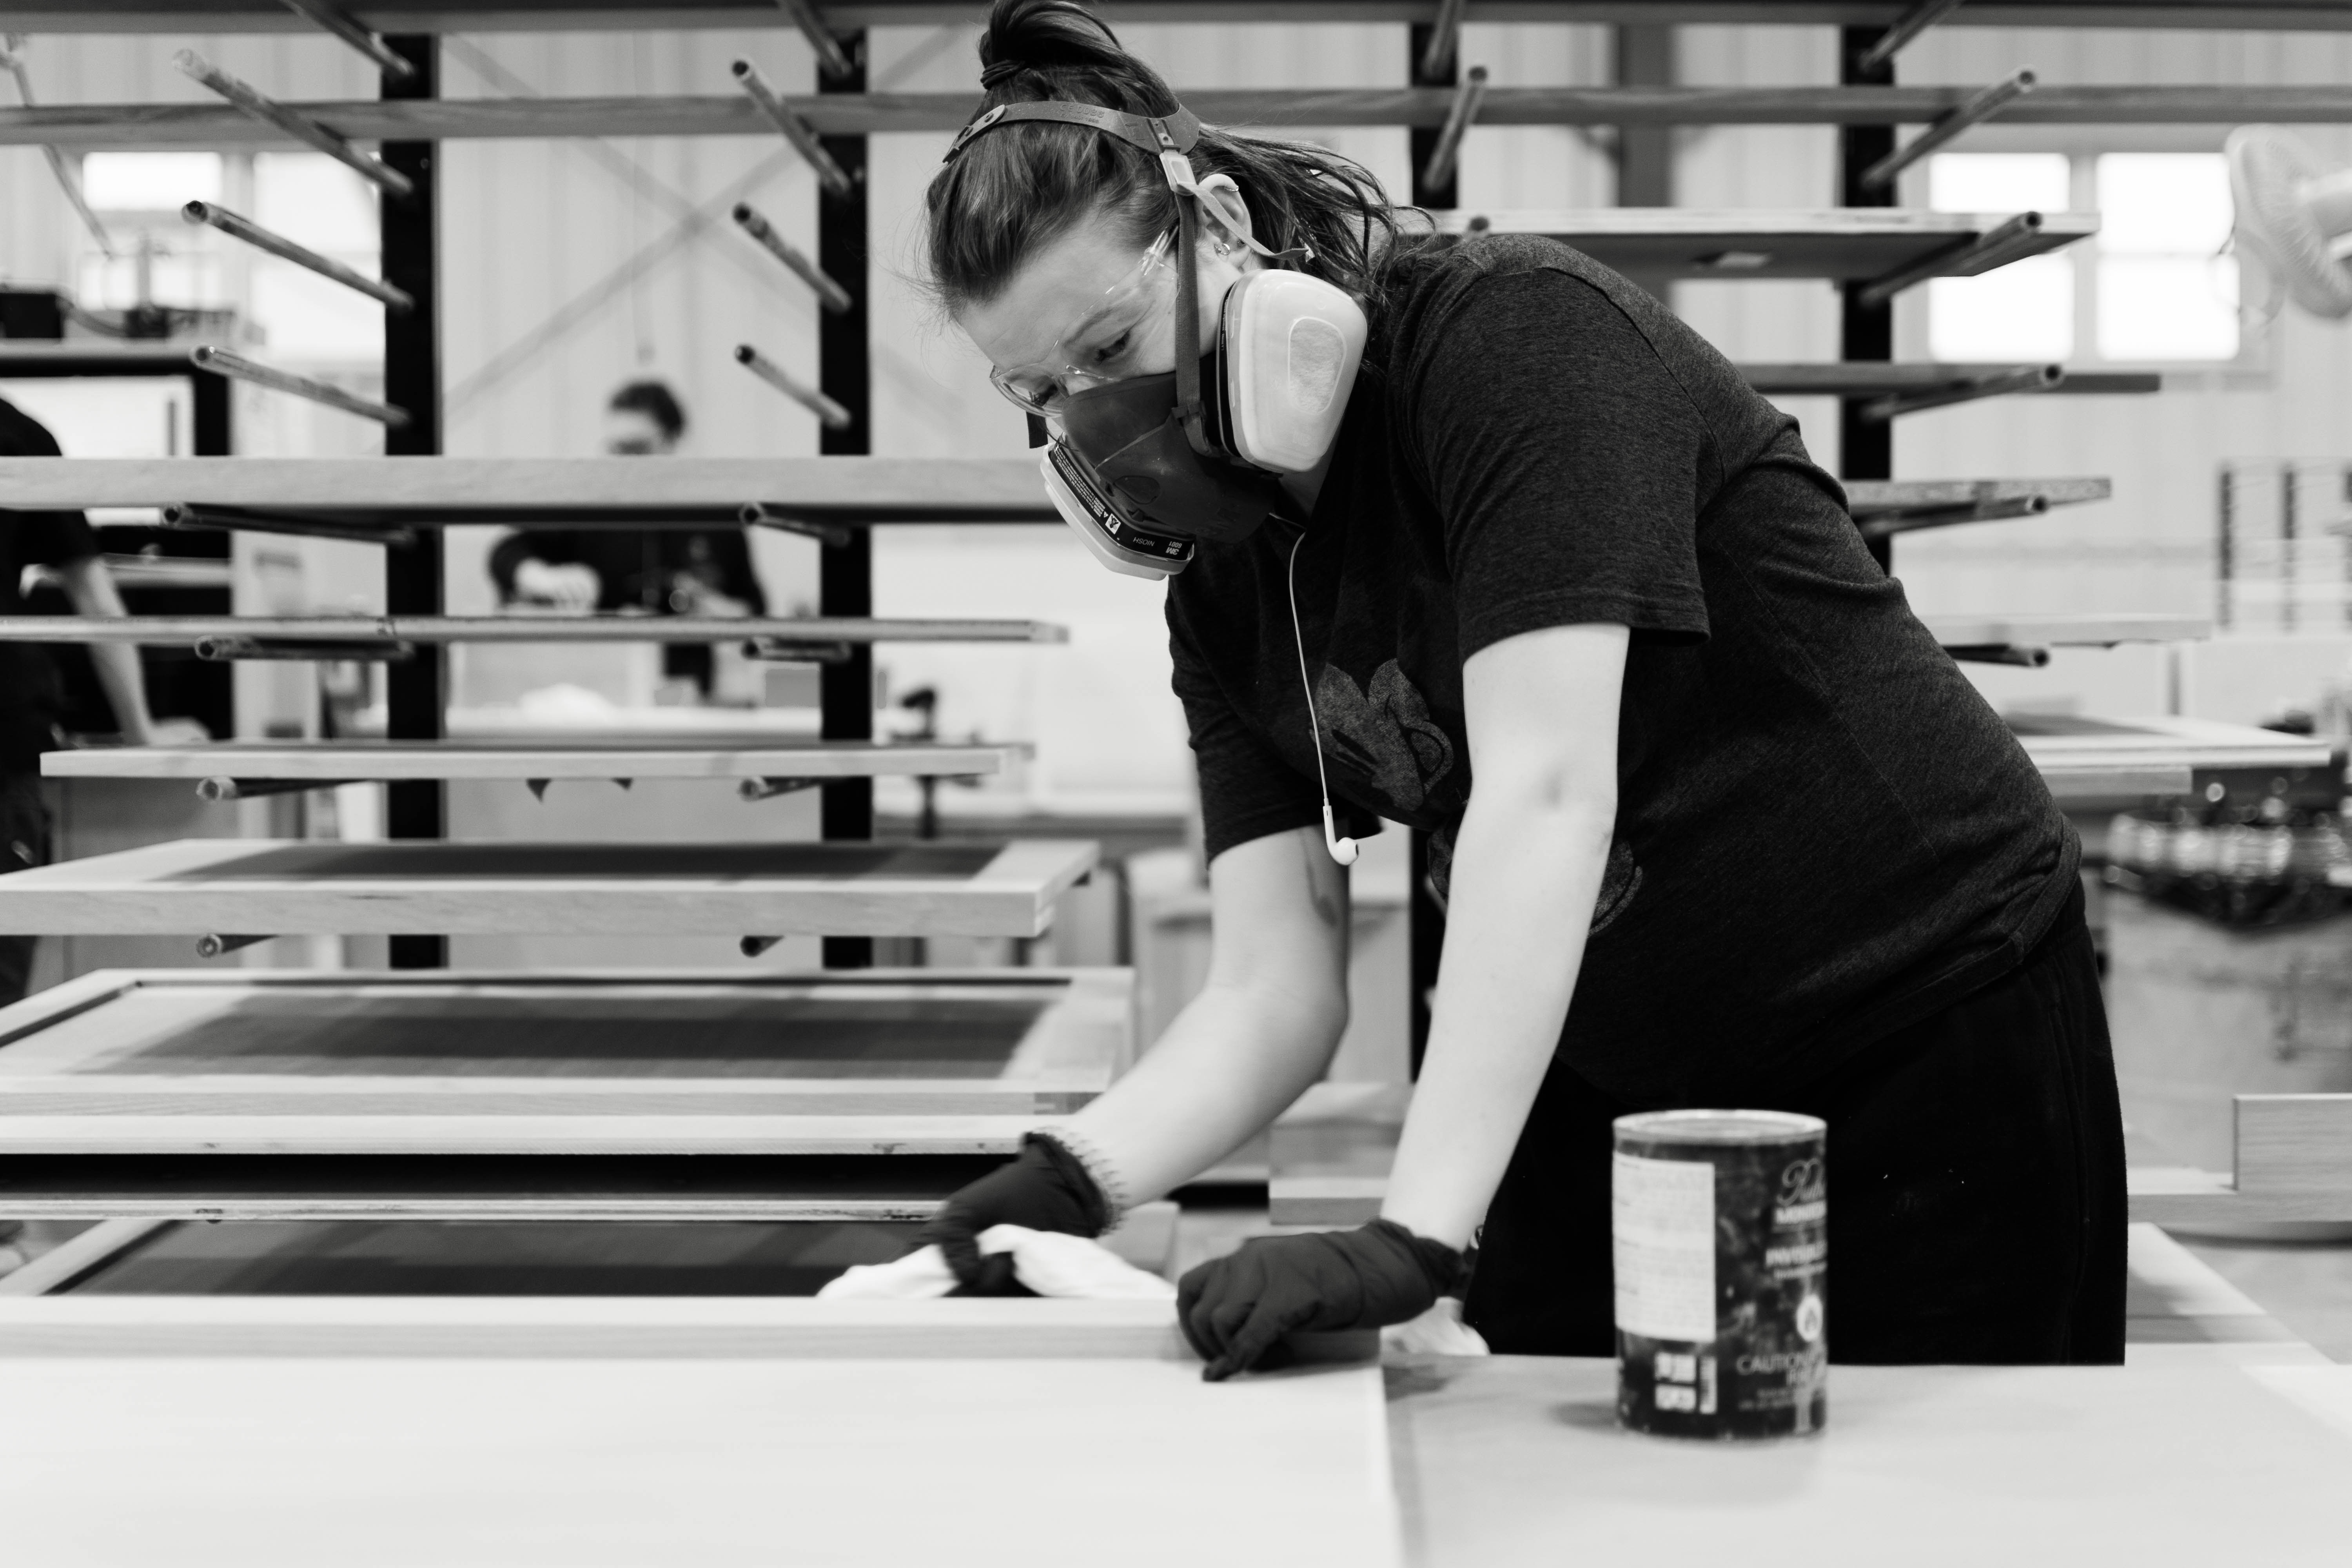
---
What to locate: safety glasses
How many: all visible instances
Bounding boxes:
[988,227,1181,416]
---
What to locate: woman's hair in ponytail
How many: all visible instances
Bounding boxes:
[926,0,1417,315]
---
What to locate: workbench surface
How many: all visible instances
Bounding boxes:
[0,1229,2341,1565]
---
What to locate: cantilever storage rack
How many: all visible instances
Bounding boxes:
[1,0,2350,1287]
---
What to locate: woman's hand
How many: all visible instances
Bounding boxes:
[920,1134,1109,1291]
[1176,1220,1467,1380]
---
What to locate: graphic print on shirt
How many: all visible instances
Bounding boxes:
[1314,658,1639,932]
[1313,659,1457,814]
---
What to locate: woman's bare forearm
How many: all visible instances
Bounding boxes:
[1070,973,1345,1205]
[1380,789,1611,1249]
[1065,825,1352,1207]
[1381,621,1629,1252]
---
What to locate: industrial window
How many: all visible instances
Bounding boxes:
[1926,150,2244,368]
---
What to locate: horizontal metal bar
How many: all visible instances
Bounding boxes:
[1420,64,1487,193]
[736,343,854,430]
[1860,67,2034,192]
[1857,0,1970,69]
[731,201,853,314]
[743,638,855,664]
[1856,361,2060,421]
[1855,210,2040,309]
[1858,494,2049,537]
[740,501,853,548]
[163,502,416,548]
[739,776,825,801]
[0,615,1070,646]
[188,346,410,428]
[196,776,356,801]
[277,0,414,80]
[184,200,412,311]
[193,636,414,662]
[731,57,851,199]
[1943,643,2052,668]
[171,49,411,199]
[194,932,272,958]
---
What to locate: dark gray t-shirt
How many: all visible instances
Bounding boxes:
[1165,234,2078,1105]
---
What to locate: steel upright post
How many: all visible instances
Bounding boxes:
[1839,27,1898,575]
[817,31,873,970]
[380,33,444,969]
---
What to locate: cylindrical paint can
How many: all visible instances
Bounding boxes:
[1612,1109,1828,1439]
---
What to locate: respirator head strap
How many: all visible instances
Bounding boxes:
[943,100,1203,163]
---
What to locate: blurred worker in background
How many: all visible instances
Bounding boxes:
[488,379,767,696]
[0,396,202,998]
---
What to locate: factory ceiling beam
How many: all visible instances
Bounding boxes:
[13,84,2352,150]
[5,2,2352,33]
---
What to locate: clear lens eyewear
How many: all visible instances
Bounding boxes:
[989,227,1181,416]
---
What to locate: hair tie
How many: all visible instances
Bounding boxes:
[979,59,1023,87]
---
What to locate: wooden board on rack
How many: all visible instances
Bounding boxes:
[1742,363,2160,397]
[0,456,1054,523]
[9,0,2347,34]
[0,966,1133,1114]
[1921,613,2210,648]
[1433,208,2096,281]
[1269,1086,2352,1229]
[2007,714,2334,803]
[1845,476,2111,519]
[12,1205,1182,1296]
[15,85,2352,150]
[0,837,1098,938]
[42,739,1018,782]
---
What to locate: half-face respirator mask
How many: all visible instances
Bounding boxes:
[946,101,1368,580]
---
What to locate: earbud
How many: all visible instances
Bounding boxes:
[1322,803,1359,867]
[1289,532,1358,871]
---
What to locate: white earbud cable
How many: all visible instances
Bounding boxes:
[1287,529,1357,867]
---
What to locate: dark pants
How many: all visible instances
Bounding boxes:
[0,771,50,1008]
[1465,887,2127,1364]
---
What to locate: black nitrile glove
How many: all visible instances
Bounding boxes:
[1176,1219,1467,1381]
[921,1132,1109,1290]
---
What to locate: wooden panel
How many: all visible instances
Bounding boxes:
[1845,477,2111,518]
[2237,1094,2352,1195]
[42,740,1018,782]
[0,837,1099,937]
[0,1340,1398,1568]
[0,1293,1193,1357]
[0,968,1132,1115]
[1436,209,2097,282]
[1266,1088,2352,1226]
[1742,363,2159,397]
[1919,613,2212,648]
[0,456,1052,515]
[36,1203,1180,1296]
[0,614,1065,646]
[0,1155,1002,1222]
[2011,714,2332,802]
[1393,1351,2350,1568]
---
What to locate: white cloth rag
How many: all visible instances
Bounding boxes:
[1381,1295,1490,1356]
[817,1224,1177,1302]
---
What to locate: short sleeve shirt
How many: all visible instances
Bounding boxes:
[0,397,99,772]
[1165,236,2077,1105]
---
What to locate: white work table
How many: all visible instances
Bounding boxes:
[0,1228,2340,1566]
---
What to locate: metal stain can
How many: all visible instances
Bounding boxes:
[1612,1109,1828,1439]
